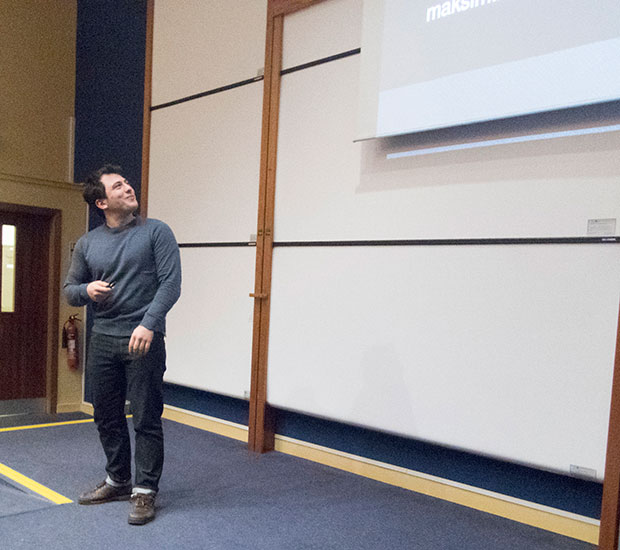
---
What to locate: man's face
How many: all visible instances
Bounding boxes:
[97,173,139,215]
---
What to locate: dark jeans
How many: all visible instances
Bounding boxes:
[88,331,166,491]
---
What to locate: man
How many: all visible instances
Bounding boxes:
[64,164,181,525]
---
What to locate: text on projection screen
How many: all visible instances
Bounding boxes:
[360,0,620,138]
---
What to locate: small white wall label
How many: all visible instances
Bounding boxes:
[587,218,616,236]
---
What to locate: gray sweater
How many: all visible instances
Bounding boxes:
[64,217,181,336]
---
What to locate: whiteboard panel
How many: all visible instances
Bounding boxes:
[152,0,267,105]
[148,81,262,243]
[275,56,620,241]
[164,247,255,399]
[267,245,620,477]
[282,0,362,70]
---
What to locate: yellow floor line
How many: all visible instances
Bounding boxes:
[0,463,72,504]
[0,418,94,433]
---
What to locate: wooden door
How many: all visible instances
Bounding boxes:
[0,212,49,400]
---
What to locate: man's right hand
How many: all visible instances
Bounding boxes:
[87,280,113,302]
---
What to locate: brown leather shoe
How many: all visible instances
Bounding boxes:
[128,492,156,525]
[78,480,132,505]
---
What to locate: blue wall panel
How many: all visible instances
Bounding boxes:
[74,0,148,400]
[74,0,147,230]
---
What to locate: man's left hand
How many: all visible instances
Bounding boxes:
[129,325,154,356]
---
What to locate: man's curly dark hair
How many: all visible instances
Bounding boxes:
[82,164,125,216]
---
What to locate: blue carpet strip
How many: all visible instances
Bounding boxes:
[163,383,602,519]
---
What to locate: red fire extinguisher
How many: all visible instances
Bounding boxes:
[62,315,81,370]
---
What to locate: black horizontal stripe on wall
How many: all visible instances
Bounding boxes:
[280,48,361,76]
[273,236,619,247]
[150,48,361,111]
[179,242,256,248]
[151,76,264,111]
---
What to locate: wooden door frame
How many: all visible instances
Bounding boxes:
[0,202,61,414]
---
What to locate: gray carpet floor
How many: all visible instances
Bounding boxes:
[0,418,596,550]
[0,477,54,518]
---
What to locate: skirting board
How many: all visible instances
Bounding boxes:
[81,402,249,442]
[79,402,599,543]
[57,402,85,414]
[274,435,599,544]
[163,405,248,442]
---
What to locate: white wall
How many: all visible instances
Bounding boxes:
[148,0,620,479]
[266,0,620,479]
[151,0,266,106]
[149,0,266,399]
[164,247,255,398]
[268,244,618,475]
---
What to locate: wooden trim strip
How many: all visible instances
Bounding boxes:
[247,0,361,453]
[55,402,84,414]
[46,211,62,414]
[599,303,620,549]
[248,8,285,453]
[0,172,81,191]
[255,14,283,452]
[269,0,327,17]
[140,0,154,218]
[163,405,248,442]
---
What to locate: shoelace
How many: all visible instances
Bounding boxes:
[131,493,154,507]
